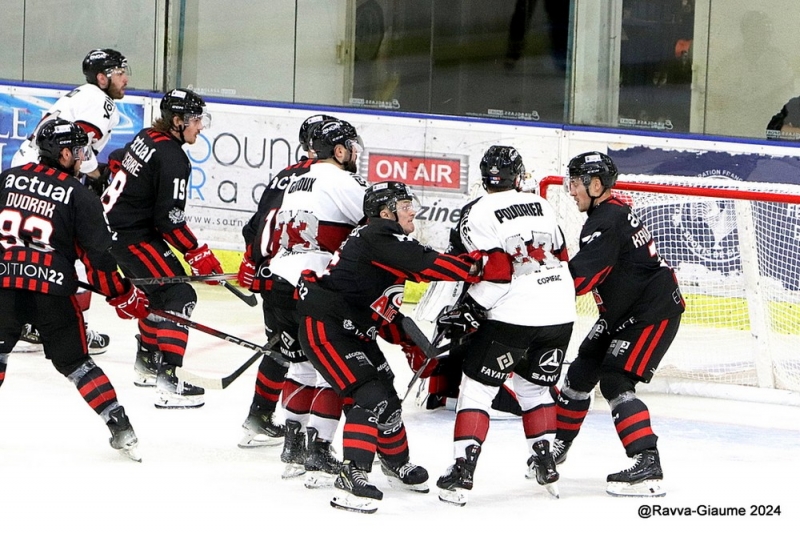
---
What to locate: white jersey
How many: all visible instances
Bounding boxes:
[268,161,366,284]
[456,188,576,326]
[12,84,120,174]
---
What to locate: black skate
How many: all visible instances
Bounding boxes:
[14,324,43,353]
[86,326,111,356]
[133,335,160,387]
[304,427,342,488]
[238,405,285,448]
[606,448,665,497]
[379,455,429,493]
[280,420,307,479]
[436,444,481,506]
[107,406,141,462]
[330,461,383,514]
[154,363,204,409]
[525,439,559,498]
[552,437,572,465]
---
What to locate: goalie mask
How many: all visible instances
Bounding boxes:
[363,181,415,218]
[480,145,525,191]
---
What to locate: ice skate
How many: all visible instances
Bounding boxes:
[280,420,307,479]
[436,444,480,506]
[238,406,285,448]
[14,324,43,353]
[606,448,665,497]
[379,455,429,493]
[330,461,383,514]
[303,428,342,488]
[154,363,204,409]
[525,439,559,498]
[552,437,572,465]
[133,335,160,387]
[107,406,141,462]
[86,326,110,356]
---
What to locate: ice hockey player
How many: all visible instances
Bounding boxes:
[12,48,131,355]
[295,181,488,513]
[238,118,367,489]
[102,88,221,409]
[554,151,685,497]
[0,118,149,461]
[434,146,576,506]
[236,113,337,451]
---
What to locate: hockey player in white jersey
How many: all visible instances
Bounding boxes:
[244,118,367,488]
[435,145,577,506]
[12,49,130,356]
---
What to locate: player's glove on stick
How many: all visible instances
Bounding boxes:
[238,247,256,289]
[435,295,486,341]
[107,284,150,320]
[185,244,223,285]
[402,343,438,379]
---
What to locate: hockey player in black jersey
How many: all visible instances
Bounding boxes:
[554,151,685,497]
[0,119,150,461]
[296,181,486,513]
[102,89,221,409]
[434,146,576,506]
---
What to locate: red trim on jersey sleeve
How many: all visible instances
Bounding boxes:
[75,120,103,141]
[574,265,612,295]
[482,249,513,283]
[163,226,199,253]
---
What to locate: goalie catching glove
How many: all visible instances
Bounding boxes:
[107,283,150,320]
[402,343,437,379]
[435,294,486,341]
[185,244,223,285]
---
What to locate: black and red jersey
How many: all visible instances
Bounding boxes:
[102,128,199,253]
[569,196,685,329]
[297,218,477,339]
[0,163,128,297]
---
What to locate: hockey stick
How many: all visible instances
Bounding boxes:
[146,308,288,369]
[399,316,450,402]
[128,273,237,284]
[220,280,259,307]
[176,333,281,390]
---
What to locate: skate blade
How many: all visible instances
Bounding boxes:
[133,372,157,387]
[330,490,379,514]
[606,479,665,497]
[542,481,560,499]
[154,393,205,409]
[304,471,336,489]
[117,446,142,463]
[281,463,306,479]
[237,433,283,448]
[386,476,430,493]
[438,487,468,506]
[11,343,44,354]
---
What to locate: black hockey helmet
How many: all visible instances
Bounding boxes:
[82,49,129,84]
[310,119,362,160]
[480,145,525,190]
[160,89,211,127]
[35,118,90,161]
[299,114,336,153]
[363,181,414,218]
[567,151,618,189]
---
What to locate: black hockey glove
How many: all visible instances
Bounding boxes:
[435,295,486,342]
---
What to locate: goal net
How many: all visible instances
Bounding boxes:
[540,174,800,405]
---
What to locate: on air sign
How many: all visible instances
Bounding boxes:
[363,151,468,194]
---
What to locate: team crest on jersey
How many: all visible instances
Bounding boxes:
[369,284,404,322]
[168,207,186,224]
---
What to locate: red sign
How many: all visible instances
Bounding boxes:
[366,153,462,190]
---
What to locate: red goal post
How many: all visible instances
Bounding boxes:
[539,174,800,406]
